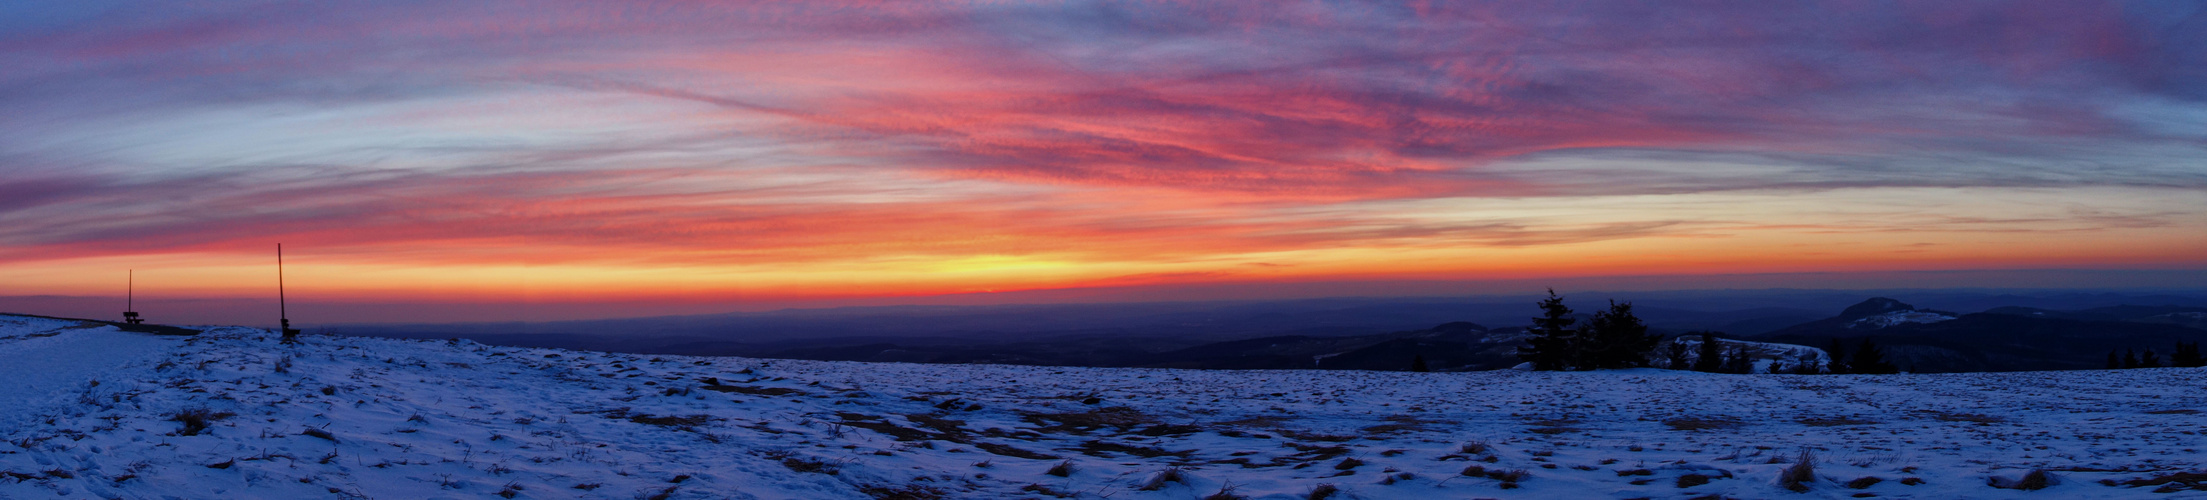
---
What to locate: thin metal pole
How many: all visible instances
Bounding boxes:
[278,244,287,325]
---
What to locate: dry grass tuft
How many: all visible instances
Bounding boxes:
[1777,449,1816,492]
[1137,467,1188,491]
[1201,483,1247,500]
[1025,407,1154,432]
[1044,460,1076,477]
[1991,469,2056,490]
[168,408,236,436]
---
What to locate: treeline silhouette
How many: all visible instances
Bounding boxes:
[2106,341,2204,369]
[1514,289,1898,374]
[1514,289,1663,371]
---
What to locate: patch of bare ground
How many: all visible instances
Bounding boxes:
[1797,416,1879,427]
[2103,470,2207,492]
[1988,469,2056,490]
[1071,440,1190,459]
[973,442,1058,460]
[1022,407,1154,433]
[1917,410,2005,424]
[1276,429,1356,442]
[1663,417,1743,431]
[1360,415,1453,434]
[1214,415,1295,428]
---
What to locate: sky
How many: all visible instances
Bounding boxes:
[3,1,2206,324]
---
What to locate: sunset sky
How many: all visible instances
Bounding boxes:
[4,1,2206,324]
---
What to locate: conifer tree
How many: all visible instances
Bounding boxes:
[1850,338,1897,374]
[2107,350,2121,370]
[1410,355,1430,372]
[1692,333,1725,373]
[1582,301,1662,370]
[1516,289,1580,371]
[1791,354,1822,375]
[1665,338,1692,370]
[1825,338,1850,374]
[2172,342,2204,368]
[2141,349,2161,368]
[1725,346,1754,374]
[2125,348,2140,369]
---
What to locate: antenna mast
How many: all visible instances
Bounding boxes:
[123,270,142,324]
[278,244,299,342]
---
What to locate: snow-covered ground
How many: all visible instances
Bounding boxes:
[3,316,2205,499]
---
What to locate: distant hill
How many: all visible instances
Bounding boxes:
[1754,298,2207,372]
[1134,321,1529,371]
[748,322,1535,372]
[1981,304,2207,330]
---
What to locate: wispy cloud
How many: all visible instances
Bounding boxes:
[1,1,2203,307]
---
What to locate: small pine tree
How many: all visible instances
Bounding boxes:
[1791,354,1822,375]
[1724,346,1755,374]
[2125,348,2140,369]
[1665,338,1691,370]
[1582,301,1662,370]
[2107,350,2122,370]
[1825,338,1850,374]
[1410,355,1430,372]
[2140,349,2161,368]
[1516,289,1580,371]
[1692,333,1725,373]
[2171,342,2204,368]
[1850,338,1897,374]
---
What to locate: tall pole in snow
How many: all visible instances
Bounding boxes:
[278,244,285,322]
[279,244,298,342]
[123,270,142,325]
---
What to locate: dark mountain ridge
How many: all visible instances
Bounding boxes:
[1755,298,2207,372]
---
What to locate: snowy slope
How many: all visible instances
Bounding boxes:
[0,316,183,431]
[2,320,2205,499]
[1661,335,1832,373]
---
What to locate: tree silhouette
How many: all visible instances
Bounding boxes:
[2125,348,2140,369]
[2173,342,2205,368]
[1825,338,1850,374]
[1664,338,1691,370]
[1410,355,1430,372]
[1723,346,1754,374]
[1791,354,1822,374]
[1516,289,1580,371]
[2107,350,2121,370]
[1581,300,1662,370]
[1849,338,1898,374]
[1692,333,1725,373]
[2141,349,2162,368]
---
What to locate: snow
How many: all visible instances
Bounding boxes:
[3,319,2205,499]
[1847,311,1956,329]
[0,316,181,431]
